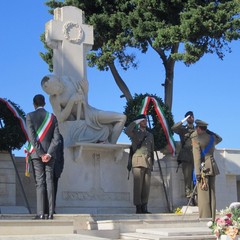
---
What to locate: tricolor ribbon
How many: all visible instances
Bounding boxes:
[0,98,28,140]
[139,96,176,156]
[24,112,54,177]
[0,98,31,175]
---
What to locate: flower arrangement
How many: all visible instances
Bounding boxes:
[208,207,240,240]
[174,207,183,214]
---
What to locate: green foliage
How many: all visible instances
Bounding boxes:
[39,33,53,72]
[0,99,27,151]
[123,93,174,151]
[42,0,240,109]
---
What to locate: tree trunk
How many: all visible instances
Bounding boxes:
[109,62,133,102]
[153,44,179,111]
[164,62,174,110]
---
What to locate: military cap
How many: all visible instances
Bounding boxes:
[195,119,208,127]
[185,111,194,118]
[134,114,147,121]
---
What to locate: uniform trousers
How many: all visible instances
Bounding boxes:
[197,175,216,221]
[132,167,151,206]
[182,161,194,196]
[32,158,55,215]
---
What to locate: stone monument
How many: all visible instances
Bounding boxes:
[42,6,189,214]
[44,6,126,148]
[43,6,136,213]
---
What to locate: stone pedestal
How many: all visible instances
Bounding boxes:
[55,144,187,214]
[0,152,16,205]
[57,143,133,214]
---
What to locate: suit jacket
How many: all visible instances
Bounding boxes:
[53,134,64,178]
[26,108,60,159]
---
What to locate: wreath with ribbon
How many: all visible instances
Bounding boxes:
[124,93,175,152]
[0,98,27,151]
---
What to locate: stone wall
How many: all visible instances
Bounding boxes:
[3,147,240,214]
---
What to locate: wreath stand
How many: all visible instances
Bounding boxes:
[8,150,31,213]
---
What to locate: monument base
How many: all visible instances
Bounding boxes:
[56,144,187,214]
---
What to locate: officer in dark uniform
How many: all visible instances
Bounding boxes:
[191,119,222,221]
[125,114,155,214]
[172,111,195,204]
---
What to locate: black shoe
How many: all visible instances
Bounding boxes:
[47,214,54,220]
[33,214,45,220]
[141,204,151,214]
[136,205,142,214]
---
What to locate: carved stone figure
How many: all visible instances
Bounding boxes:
[41,75,126,146]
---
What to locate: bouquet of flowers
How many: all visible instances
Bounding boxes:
[207,207,240,240]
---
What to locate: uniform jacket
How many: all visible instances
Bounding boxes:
[191,130,222,176]
[172,121,195,163]
[26,108,60,159]
[125,122,154,169]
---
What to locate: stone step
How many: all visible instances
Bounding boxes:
[0,219,74,235]
[0,234,111,240]
[0,213,215,240]
[120,227,216,240]
[120,232,216,240]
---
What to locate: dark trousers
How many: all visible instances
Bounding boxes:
[32,158,54,215]
[182,161,194,196]
[132,167,151,206]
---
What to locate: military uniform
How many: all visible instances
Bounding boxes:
[191,120,222,221]
[125,116,154,213]
[172,120,195,198]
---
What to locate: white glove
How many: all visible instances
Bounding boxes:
[181,115,190,123]
[134,119,143,125]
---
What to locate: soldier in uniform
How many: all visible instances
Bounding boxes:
[191,119,222,221]
[125,114,155,214]
[172,111,195,204]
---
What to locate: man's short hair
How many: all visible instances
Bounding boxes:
[33,94,45,107]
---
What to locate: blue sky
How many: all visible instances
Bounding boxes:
[1,1,240,156]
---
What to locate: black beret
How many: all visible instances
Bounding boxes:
[185,111,194,118]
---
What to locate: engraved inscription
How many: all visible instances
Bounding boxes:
[62,191,130,201]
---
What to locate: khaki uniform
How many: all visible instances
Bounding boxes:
[172,121,195,197]
[191,129,222,220]
[125,121,154,206]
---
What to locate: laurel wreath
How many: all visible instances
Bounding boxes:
[63,21,83,44]
[0,99,27,151]
[123,93,174,151]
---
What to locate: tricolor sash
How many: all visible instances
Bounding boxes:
[24,112,54,176]
[139,96,176,156]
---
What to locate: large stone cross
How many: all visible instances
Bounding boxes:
[45,6,93,81]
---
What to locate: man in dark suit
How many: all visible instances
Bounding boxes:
[26,94,60,220]
[53,134,64,213]
[44,134,64,215]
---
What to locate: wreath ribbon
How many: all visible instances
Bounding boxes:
[139,96,176,156]
[0,98,28,140]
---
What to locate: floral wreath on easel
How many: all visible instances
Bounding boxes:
[124,93,175,153]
